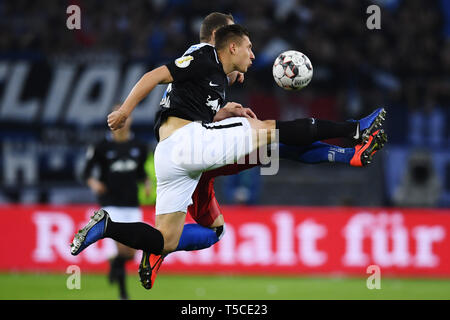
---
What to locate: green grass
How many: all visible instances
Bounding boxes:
[0,272,449,300]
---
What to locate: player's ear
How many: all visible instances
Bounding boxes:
[229,42,237,55]
[211,30,216,44]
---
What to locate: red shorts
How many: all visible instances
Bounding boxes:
[187,162,258,226]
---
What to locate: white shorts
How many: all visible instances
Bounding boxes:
[154,117,254,215]
[103,206,143,223]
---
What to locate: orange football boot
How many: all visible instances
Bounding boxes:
[350,129,387,167]
[139,252,165,290]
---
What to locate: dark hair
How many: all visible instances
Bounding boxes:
[199,12,234,43]
[214,24,250,51]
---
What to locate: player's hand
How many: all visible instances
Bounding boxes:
[107,110,127,130]
[235,107,258,119]
[235,72,245,83]
[87,178,107,195]
[227,71,245,86]
[226,102,257,119]
[214,102,257,121]
[213,102,241,121]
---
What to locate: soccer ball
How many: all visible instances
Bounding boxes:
[272,50,313,90]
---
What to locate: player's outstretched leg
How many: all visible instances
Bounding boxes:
[71,209,164,256]
[71,209,109,256]
[270,108,387,148]
[138,224,225,290]
[349,107,386,143]
[350,129,388,167]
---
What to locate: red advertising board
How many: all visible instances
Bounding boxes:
[0,205,449,277]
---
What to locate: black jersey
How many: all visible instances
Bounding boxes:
[82,135,148,207]
[154,43,228,141]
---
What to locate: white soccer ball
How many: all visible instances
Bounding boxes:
[272,50,313,90]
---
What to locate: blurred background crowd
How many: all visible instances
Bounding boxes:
[0,0,449,207]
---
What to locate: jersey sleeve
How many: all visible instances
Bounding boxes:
[165,46,217,82]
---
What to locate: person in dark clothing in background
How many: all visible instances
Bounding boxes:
[82,104,150,299]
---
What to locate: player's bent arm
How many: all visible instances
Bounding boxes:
[108,66,173,130]
[86,177,107,195]
[213,102,241,122]
[213,102,257,122]
[124,65,173,115]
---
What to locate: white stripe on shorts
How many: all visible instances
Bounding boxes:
[103,206,143,223]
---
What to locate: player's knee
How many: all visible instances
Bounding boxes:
[214,224,226,242]
[209,215,225,244]
[262,120,276,131]
[162,236,180,254]
[247,118,275,131]
[158,228,182,254]
[155,211,186,254]
[247,119,276,146]
[209,214,225,228]
[163,242,178,254]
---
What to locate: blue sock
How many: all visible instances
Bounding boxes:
[279,142,355,164]
[175,224,224,251]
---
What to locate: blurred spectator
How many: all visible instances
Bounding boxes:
[407,105,445,147]
[0,0,448,207]
[440,0,450,39]
[393,149,442,207]
[223,167,262,205]
[0,0,444,111]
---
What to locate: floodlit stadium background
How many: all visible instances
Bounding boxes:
[0,0,449,300]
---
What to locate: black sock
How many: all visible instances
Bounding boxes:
[104,219,164,254]
[109,256,128,298]
[276,118,357,146]
[114,256,128,299]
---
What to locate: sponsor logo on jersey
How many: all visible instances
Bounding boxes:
[160,83,172,108]
[206,95,220,112]
[110,159,137,172]
[175,55,194,68]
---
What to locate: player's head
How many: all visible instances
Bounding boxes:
[215,24,255,73]
[200,12,234,44]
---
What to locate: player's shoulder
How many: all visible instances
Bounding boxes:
[184,43,215,55]
[85,137,107,159]
[99,135,124,152]
[183,43,218,63]
[91,137,109,150]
